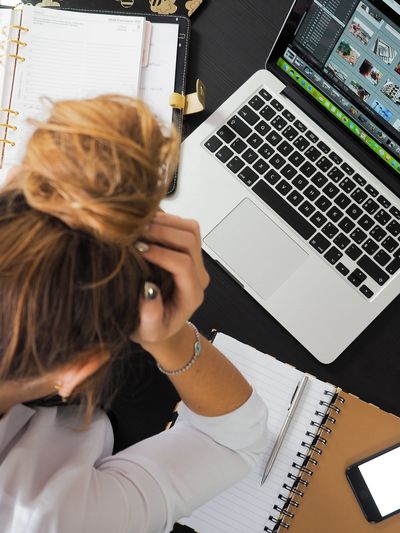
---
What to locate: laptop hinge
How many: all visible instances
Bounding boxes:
[280,84,400,199]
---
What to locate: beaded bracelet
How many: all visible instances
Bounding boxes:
[156,321,202,376]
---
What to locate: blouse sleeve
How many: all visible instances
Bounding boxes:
[86,390,268,533]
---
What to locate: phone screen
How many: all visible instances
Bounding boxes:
[358,446,400,518]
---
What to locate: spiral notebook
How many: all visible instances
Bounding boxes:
[178,333,400,533]
[0,4,190,192]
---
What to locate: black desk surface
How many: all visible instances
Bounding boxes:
[182,0,400,417]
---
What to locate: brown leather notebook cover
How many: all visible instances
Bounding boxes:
[277,391,400,532]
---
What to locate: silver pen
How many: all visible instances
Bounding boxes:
[261,375,309,485]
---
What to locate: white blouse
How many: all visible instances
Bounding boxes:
[0,391,268,533]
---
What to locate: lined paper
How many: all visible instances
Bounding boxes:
[180,333,336,533]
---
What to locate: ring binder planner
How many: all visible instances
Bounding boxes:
[178,333,400,533]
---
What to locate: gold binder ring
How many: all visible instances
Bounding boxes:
[8,54,25,62]
[9,39,27,47]
[1,108,19,116]
[11,25,29,32]
[0,123,17,131]
[0,139,16,146]
[1,25,29,35]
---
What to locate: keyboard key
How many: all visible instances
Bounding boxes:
[281,164,297,180]
[374,209,390,226]
[248,94,265,110]
[316,157,333,172]
[294,120,306,132]
[341,162,354,175]
[255,120,271,136]
[264,169,281,185]
[305,131,319,143]
[323,183,339,199]
[270,154,286,170]
[387,220,400,237]
[282,109,295,122]
[348,268,366,287]
[238,166,258,186]
[328,167,344,182]
[252,180,316,240]
[362,238,379,255]
[258,143,274,160]
[377,195,391,209]
[346,244,362,260]
[322,222,339,239]
[374,249,391,266]
[287,190,304,207]
[389,206,400,220]
[231,138,247,154]
[238,105,260,126]
[335,193,351,209]
[260,106,276,121]
[386,258,400,275]
[305,147,321,162]
[271,99,283,111]
[247,132,263,149]
[282,126,298,141]
[228,115,252,138]
[329,152,342,164]
[289,151,305,166]
[363,198,379,215]
[310,233,330,254]
[336,262,349,276]
[350,227,367,245]
[277,141,294,156]
[216,146,234,163]
[327,206,343,223]
[294,136,310,151]
[334,233,350,250]
[350,188,367,204]
[317,140,330,154]
[312,172,328,188]
[300,161,316,177]
[304,184,320,201]
[339,178,356,194]
[338,216,355,233]
[276,179,293,196]
[242,148,258,164]
[227,156,245,173]
[266,131,283,146]
[382,236,398,254]
[315,195,332,212]
[271,116,288,131]
[216,125,235,143]
[358,214,374,231]
[346,204,363,221]
[365,184,378,197]
[292,175,308,191]
[324,246,343,265]
[259,89,272,101]
[310,211,327,228]
[353,173,366,186]
[299,200,315,217]
[205,135,222,152]
[370,225,386,242]
[357,255,389,285]
[252,158,269,175]
[360,285,373,298]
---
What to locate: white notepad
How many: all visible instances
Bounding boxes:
[180,333,337,533]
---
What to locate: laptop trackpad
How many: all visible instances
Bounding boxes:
[204,198,308,300]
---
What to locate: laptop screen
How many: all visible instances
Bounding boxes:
[269,0,400,176]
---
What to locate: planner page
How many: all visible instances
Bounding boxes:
[180,333,336,533]
[2,5,145,169]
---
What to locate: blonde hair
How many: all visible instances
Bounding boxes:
[0,95,179,420]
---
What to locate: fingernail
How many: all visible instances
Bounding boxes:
[144,282,158,300]
[135,241,150,253]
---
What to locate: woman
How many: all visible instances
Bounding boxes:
[0,95,268,532]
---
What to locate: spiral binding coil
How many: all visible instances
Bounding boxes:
[0,21,27,150]
[264,388,345,533]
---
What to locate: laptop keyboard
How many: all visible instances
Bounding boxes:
[203,88,400,299]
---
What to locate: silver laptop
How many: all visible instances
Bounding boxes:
[164,0,400,363]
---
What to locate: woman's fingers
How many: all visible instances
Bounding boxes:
[131,283,167,344]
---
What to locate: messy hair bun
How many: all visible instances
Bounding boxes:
[12,95,178,244]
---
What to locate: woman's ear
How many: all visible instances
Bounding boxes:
[56,350,109,399]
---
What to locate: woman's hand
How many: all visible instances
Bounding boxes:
[131,212,209,347]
